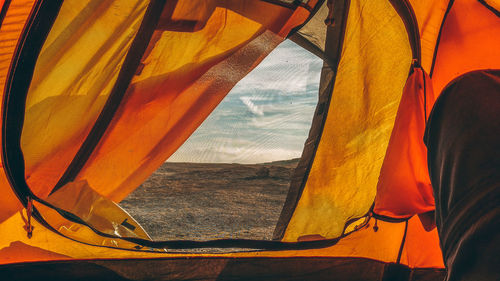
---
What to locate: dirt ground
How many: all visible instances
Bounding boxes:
[120,159,299,241]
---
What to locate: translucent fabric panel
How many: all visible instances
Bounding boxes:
[20,0,148,198]
[0,0,36,223]
[432,0,500,95]
[290,1,328,57]
[283,0,413,241]
[408,0,449,72]
[72,0,315,202]
[45,180,151,241]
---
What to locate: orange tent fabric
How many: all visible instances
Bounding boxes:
[1,0,498,279]
[374,66,436,218]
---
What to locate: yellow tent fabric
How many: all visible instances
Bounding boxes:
[22,0,149,199]
[283,0,413,241]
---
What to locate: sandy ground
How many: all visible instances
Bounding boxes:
[120,159,298,241]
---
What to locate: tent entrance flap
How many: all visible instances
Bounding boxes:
[117,39,321,244]
[1,0,329,252]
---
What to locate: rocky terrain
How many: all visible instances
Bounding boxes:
[120,159,299,241]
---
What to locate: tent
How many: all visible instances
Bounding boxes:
[0,0,498,280]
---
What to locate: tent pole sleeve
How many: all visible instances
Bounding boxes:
[1,0,63,206]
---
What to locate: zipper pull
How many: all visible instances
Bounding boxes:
[25,197,34,238]
[373,217,379,232]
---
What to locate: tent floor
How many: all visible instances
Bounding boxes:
[0,256,445,281]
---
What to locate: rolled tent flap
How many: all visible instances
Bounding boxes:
[374,66,436,218]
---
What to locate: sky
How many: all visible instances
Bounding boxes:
[168,40,322,164]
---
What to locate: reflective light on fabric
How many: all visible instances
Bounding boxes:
[20,0,149,199]
[432,0,500,94]
[71,1,313,203]
[374,67,436,218]
[283,0,413,241]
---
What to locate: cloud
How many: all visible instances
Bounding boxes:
[239,96,265,116]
